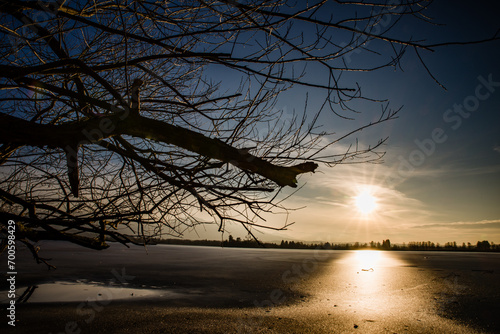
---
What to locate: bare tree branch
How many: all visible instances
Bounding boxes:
[0,0,495,258]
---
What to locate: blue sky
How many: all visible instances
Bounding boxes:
[185,1,500,244]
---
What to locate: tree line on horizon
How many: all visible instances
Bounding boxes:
[146,236,499,252]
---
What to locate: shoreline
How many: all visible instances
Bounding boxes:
[118,238,500,253]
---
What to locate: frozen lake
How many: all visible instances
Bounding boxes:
[1,242,499,333]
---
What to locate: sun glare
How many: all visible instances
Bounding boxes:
[354,190,378,214]
[354,250,381,268]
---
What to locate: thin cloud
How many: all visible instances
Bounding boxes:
[413,219,500,230]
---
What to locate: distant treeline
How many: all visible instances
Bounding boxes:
[145,236,500,252]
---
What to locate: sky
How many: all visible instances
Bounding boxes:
[187,1,500,245]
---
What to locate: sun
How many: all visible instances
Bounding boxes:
[354,190,378,214]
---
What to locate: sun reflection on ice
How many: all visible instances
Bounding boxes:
[331,250,409,317]
[354,250,381,270]
[352,251,386,310]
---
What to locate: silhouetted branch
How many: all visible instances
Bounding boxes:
[0,0,493,256]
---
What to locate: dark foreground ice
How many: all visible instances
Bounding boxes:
[1,241,499,333]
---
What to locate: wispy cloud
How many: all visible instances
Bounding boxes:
[382,160,500,181]
[494,145,500,154]
[413,219,500,230]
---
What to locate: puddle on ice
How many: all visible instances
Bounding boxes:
[1,281,184,303]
